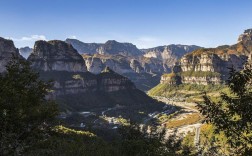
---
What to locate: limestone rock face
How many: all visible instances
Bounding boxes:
[28,40,87,72]
[85,57,103,74]
[0,37,164,112]
[142,45,201,66]
[0,37,21,72]
[160,29,252,86]
[181,76,221,85]
[26,40,137,96]
[66,39,201,90]
[98,67,135,92]
[83,54,134,74]
[238,29,252,42]
[130,59,144,73]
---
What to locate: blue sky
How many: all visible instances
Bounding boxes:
[0,0,252,48]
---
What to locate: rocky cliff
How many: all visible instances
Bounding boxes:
[82,54,165,90]
[69,41,200,91]
[160,29,252,85]
[28,40,87,72]
[0,37,22,72]
[142,44,201,66]
[25,39,160,111]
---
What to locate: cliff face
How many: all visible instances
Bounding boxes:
[98,67,136,92]
[0,37,165,116]
[0,37,22,72]
[82,54,164,90]
[160,29,252,86]
[28,40,87,72]
[66,39,200,91]
[24,40,155,110]
[142,45,201,66]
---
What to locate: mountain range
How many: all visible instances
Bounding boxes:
[65,39,201,90]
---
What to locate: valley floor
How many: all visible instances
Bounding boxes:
[154,96,203,140]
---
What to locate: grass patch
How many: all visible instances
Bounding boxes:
[166,113,201,128]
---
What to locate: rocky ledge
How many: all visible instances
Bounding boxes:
[28,40,87,72]
[160,29,252,85]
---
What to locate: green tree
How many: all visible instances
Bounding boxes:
[0,58,58,155]
[198,64,252,155]
[117,123,193,156]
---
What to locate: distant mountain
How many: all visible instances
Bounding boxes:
[99,40,143,56]
[155,28,252,87]
[19,46,33,59]
[65,39,102,54]
[142,44,201,66]
[66,39,142,56]
[66,39,201,91]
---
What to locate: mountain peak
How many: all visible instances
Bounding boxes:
[238,28,252,42]
[28,40,87,72]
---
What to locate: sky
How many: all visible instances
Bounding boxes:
[0,0,252,49]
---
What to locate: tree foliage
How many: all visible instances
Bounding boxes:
[117,123,194,156]
[0,58,58,155]
[198,64,252,155]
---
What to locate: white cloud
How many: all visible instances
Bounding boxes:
[11,35,47,41]
[7,35,47,48]
[68,35,77,39]
[134,36,161,49]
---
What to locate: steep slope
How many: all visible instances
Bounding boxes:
[82,54,164,91]
[142,44,201,66]
[28,40,87,72]
[150,28,252,100]
[0,37,22,72]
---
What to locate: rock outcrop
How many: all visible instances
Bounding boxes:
[98,67,135,92]
[142,44,201,66]
[28,40,87,72]
[238,29,252,43]
[82,54,164,90]
[0,37,22,72]
[19,46,33,59]
[160,29,252,86]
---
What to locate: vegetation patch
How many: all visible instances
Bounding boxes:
[166,113,201,128]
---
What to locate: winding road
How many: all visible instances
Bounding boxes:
[154,96,202,143]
